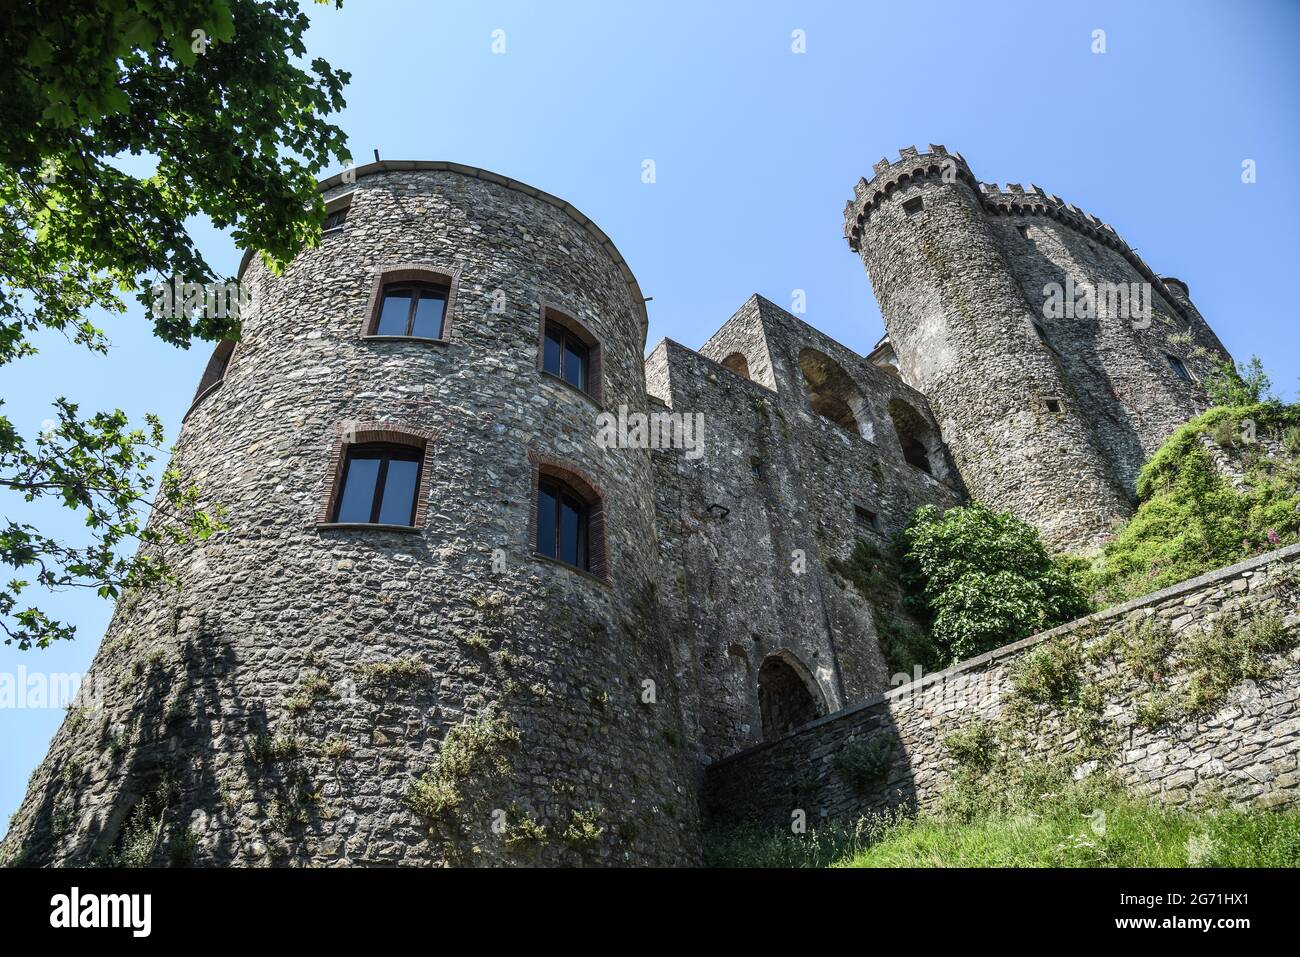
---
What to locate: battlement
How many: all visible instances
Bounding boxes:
[843,144,977,251]
[844,146,1198,328]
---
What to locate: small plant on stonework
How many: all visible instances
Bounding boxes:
[1135,689,1175,729]
[561,808,604,848]
[1179,612,1292,717]
[269,784,320,831]
[460,631,492,652]
[320,736,352,764]
[358,657,431,685]
[1008,638,1084,709]
[51,793,75,836]
[832,736,896,794]
[502,805,548,853]
[491,648,520,671]
[405,712,520,820]
[661,727,681,749]
[300,674,331,698]
[163,695,190,724]
[248,732,298,766]
[285,674,331,714]
[1121,616,1177,684]
[942,719,998,774]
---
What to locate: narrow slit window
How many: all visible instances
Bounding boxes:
[333,443,423,526]
[1166,354,1193,382]
[373,282,449,339]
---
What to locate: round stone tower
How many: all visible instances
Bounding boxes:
[844,146,1134,551]
[2,162,699,867]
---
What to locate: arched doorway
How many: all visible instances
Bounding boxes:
[758,652,824,740]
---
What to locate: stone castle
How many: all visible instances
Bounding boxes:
[2,146,1236,866]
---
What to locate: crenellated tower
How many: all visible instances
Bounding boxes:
[844,146,1228,551]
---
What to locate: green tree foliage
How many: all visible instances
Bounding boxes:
[0,0,350,647]
[898,503,1093,665]
[1203,356,1272,408]
[1092,400,1300,604]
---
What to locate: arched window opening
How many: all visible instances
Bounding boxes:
[758,652,823,741]
[363,264,460,342]
[539,307,603,403]
[721,352,751,380]
[317,421,435,530]
[889,398,937,476]
[372,281,449,339]
[532,460,608,578]
[799,348,870,439]
[537,475,590,571]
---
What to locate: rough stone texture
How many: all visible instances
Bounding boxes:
[2,149,1256,867]
[646,296,962,763]
[844,147,1231,552]
[3,165,700,867]
[704,544,1300,829]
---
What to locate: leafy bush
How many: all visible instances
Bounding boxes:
[1204,357,1272,408]
[832,737,897,794]
[828,540,944,676]
[898,503,1093,665]
[1092,401,1300,604]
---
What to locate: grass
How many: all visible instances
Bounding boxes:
[705,777,1300,868]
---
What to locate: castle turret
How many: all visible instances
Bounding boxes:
[844,147,1227,551]
[2,163,699,867]
[844,146,1135,551]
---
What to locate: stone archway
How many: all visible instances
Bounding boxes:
[799,348,871,439]
[758,651,825,740]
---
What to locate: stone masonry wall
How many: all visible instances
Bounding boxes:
[844,147,1226,553]
[647,296,962,764]
[705,543,1300,830]
[2,164,700,867]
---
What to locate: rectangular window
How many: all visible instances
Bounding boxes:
[373,283,449,339]
[854,505,878,531]
[543,320,590,394]
[902,196,924,216]
[1167,355,1192,382]
[323,207,349,231]
[334,444,423,526]
[537,476,589,571]
[1044,398,1063,413]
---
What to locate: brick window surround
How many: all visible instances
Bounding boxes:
[537,303,604,405]
[317,421,437,529]
[361,263,463,342]
[527,450,609,582]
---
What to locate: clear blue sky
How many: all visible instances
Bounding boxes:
[3,0,1298,837]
